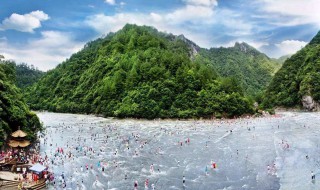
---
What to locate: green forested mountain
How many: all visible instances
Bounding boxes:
[263,31,320,109]
[200,42,281,96]
[25,24,254,119]
[15,63,44,89]
[0,59,42,146]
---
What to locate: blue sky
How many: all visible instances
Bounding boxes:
[0,0,319,71]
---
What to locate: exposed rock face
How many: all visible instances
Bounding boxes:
[176,35,200,59]
[302,95,319,111]
[235,42,249,53]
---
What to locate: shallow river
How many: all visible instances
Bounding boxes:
[37,111,320,190]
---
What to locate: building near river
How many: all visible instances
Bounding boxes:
[0,128,48,189]
[1,128,31,172]
[8,129,31,149]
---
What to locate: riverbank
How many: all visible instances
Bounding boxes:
[35,110,280,123]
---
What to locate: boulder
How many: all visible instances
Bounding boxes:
[302,95,319,111]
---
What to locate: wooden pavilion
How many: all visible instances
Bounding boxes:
[0,128,31,172]
[8,129,30,148]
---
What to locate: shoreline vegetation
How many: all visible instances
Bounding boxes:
[35,109,280,121]
[0,60,42,146]
[262,31,320,110]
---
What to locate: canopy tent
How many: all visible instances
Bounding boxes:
[11,129,27,138]
[29,163,46,173]
[8,140,30,148]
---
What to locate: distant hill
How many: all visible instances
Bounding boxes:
[263,31,320,110]
[200,42,281,96]
[0,59,42,145]
[25,24,254,119]
[15,63,45,89]
[272,55,292,65]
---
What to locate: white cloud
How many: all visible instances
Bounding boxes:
[167,5,215,24]
[184,0,217,7]
[216,9,253,36]
[0,31,83,71]
[275,40,307,55]
[105,0,116,5]
[85,0,219,48]
[0,10,49,33]
[258,0,320,26]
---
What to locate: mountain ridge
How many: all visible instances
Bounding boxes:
[199,41,281,96]
[25,24,255,119]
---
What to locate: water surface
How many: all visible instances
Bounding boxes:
[37,112,320,190]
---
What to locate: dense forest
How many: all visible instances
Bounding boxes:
[0,58,42,146]
[263,31,320,109]
[15,63,44,89]
[200,42,281,96]
[25,24,255,119]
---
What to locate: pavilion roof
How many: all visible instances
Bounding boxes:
[11,129,27,138]
[8,140,30,148]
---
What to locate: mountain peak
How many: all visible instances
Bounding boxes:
[233,42,262,56]
[234,42,253,52]
[113,24,200,58]
[176,34,200,58]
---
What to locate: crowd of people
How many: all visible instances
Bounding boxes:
[31,112,318,189]
[0,146,56,189]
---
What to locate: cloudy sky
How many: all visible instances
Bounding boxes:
[0,0,319,71]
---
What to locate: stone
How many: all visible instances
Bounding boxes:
[302,95,319,111]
